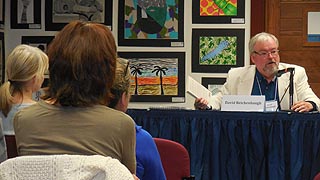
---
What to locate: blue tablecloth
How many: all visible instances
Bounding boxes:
[127,109,320,180]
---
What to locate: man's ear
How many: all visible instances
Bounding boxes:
[250,54,255,64]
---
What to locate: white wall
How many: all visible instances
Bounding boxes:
[4,0,251,110]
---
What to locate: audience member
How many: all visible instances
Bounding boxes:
[108,58,166,180]
[13,21,137,174]
[195,32,320,112]
[0,44,48,162]
[0,44,48,137]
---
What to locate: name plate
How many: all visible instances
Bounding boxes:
[221,95,265,112]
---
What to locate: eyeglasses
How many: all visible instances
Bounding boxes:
[253,50,280,58]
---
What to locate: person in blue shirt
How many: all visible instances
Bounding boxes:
[108,57,166,180]
[195,32,320,112]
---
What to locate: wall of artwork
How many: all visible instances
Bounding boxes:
[2,0,251,109]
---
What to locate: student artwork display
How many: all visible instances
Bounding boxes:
[0,32,4,84]
[21,36,55,53]
[11,0,41,29]
[118,0,184,47]
[192,28,244,73]
[118,52,185,102]
[192,0,245,24]
[201,77,226,95]
[45,0,112,31]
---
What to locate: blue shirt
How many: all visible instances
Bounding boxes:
[0,103,35,163]
[135,125,166,180]
[251,69,280,102]
[1,103,35,135]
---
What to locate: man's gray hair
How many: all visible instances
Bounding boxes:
[249,32,279,54]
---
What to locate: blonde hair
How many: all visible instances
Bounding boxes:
[0,44,49,116]
[109,58,130,108]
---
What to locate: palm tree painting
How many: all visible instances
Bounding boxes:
[130,64,143,95]
[152,65,168,95]
[128,57,179,96]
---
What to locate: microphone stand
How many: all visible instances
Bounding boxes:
[276,67,295,110]
[289,70,294,108]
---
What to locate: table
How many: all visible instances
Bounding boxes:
[127,109,320,180]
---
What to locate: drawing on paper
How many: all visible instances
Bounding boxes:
[199,36,237,65]
[200,0,237,16]
[129,57,179,96]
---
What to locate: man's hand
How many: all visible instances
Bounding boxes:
[291,101,313,112]
[194,98,210,110]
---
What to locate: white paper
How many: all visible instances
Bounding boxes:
[187,76,212,100]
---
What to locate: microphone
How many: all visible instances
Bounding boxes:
[276,67,295,77]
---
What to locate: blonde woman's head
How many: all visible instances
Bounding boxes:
[0,44,49,116]
[6,44,48,83]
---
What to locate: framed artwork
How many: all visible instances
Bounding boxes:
[11,0,41,29]
[303,7,320,46]
[192,0,245,24]
[118,52,185,102]
[21,36,55,52]
[0,0,4,28]
[45,0,112,31]
[118,0,184,47]
[201,77,226,96]
[192,28,245,73]
[0,32,4,84]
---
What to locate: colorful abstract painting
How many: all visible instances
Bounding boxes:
[192,0,244,24]
[200,0,237,16]
[124,0,179,39]
[118,0,184,46]
[199,36,237,65]
[118,52,185,102]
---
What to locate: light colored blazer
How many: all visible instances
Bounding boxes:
[209,63,320,111]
